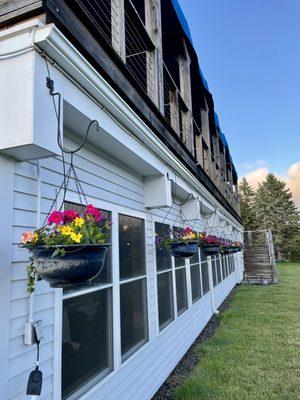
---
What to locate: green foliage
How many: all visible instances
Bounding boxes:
[254,174,300,256]
[238,177,257,230]
[27,258,42,294]
[239,174,300,259]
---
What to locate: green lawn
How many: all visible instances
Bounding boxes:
[174,263,300,400]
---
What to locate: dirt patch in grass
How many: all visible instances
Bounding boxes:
[151,286,238,400]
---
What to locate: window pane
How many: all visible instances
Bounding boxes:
[221,256,227,278]
[175,257,186,268]
[155,222,172,272]
[190,264,201,303]
[157,272,174,329]
[64,202,112,286]
[212,257,217,287]
[216,257,222,283]
[119,214,145,280]
[226,256,229,276]
[120,278,148,359]
[62,289,112,399]
[201,251,209,295]
[175,268,188,315]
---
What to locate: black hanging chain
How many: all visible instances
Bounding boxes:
[42,57,100,225]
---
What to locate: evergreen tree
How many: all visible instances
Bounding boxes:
[238,177,257,230]
[254,174,300,254]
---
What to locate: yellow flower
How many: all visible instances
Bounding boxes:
[33,232,39,242]
[74,217,84,228]
[70,232,83,243]
[60,226,73,236]
[189,233,196,239]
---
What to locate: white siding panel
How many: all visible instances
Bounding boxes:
[9,342,53,379]
[10,309,54,340]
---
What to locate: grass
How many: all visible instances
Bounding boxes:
[174,263,300,400]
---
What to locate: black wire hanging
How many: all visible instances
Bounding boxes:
[43,57,101,227]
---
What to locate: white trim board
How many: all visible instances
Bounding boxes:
[0,155,14,398]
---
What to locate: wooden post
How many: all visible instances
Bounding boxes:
[248,231,252,247]
[145,0,164,112]
[200,100,212,176]
[195,134,204,167]
[267,229,278,283]
[227,164,233,191]
[178,40,193,151]
[169,90,180,134]
[111,0,126,61]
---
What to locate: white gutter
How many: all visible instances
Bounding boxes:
[0,21,243,230]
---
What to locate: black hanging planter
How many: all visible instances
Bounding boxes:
[222,247,233,255]
[32,244,110,288]
[169,241,198,259]
[201,244,220,256]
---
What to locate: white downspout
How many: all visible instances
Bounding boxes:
[207,256,219,314]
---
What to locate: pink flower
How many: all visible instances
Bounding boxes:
[85,204,103,223]
[183,227,192,234]
[20,231,34,244]
[206,235,220,245]
[48,211,63,225]
[63,209,79,223]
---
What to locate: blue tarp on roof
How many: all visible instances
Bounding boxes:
[171,0,193,44]
[215,113,229,149]
[199,68,209,91]
[171,0,236,171]
[219,131,229,149]
[214,112,220,128]
[171,0,209,91]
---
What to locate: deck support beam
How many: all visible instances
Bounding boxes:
[145,0,164,112]
[111,0,126,62]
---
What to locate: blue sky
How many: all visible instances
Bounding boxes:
[179,0,300,182]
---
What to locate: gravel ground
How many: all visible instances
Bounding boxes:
[151,287,238,400]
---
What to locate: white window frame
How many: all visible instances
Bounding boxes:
[118,212,149,362]
[189,247,203,304]
[53,192,150,400]
[153,217,206,335]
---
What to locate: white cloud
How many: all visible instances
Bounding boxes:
[242,167,269,189]
[239,159,268,171]
[240,162,300,208]
[285,163,300,208]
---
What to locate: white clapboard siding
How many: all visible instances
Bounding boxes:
[215,273,236,309]
[8,134,241,400]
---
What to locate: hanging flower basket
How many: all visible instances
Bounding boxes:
[222,246,233,254]
[230,242,243,253]
[31,244,109,288]
[156,226,198,259]
[199,234,221,256]
[20,205,111,291]
[169,241,198,258]
[202,243,220,256]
